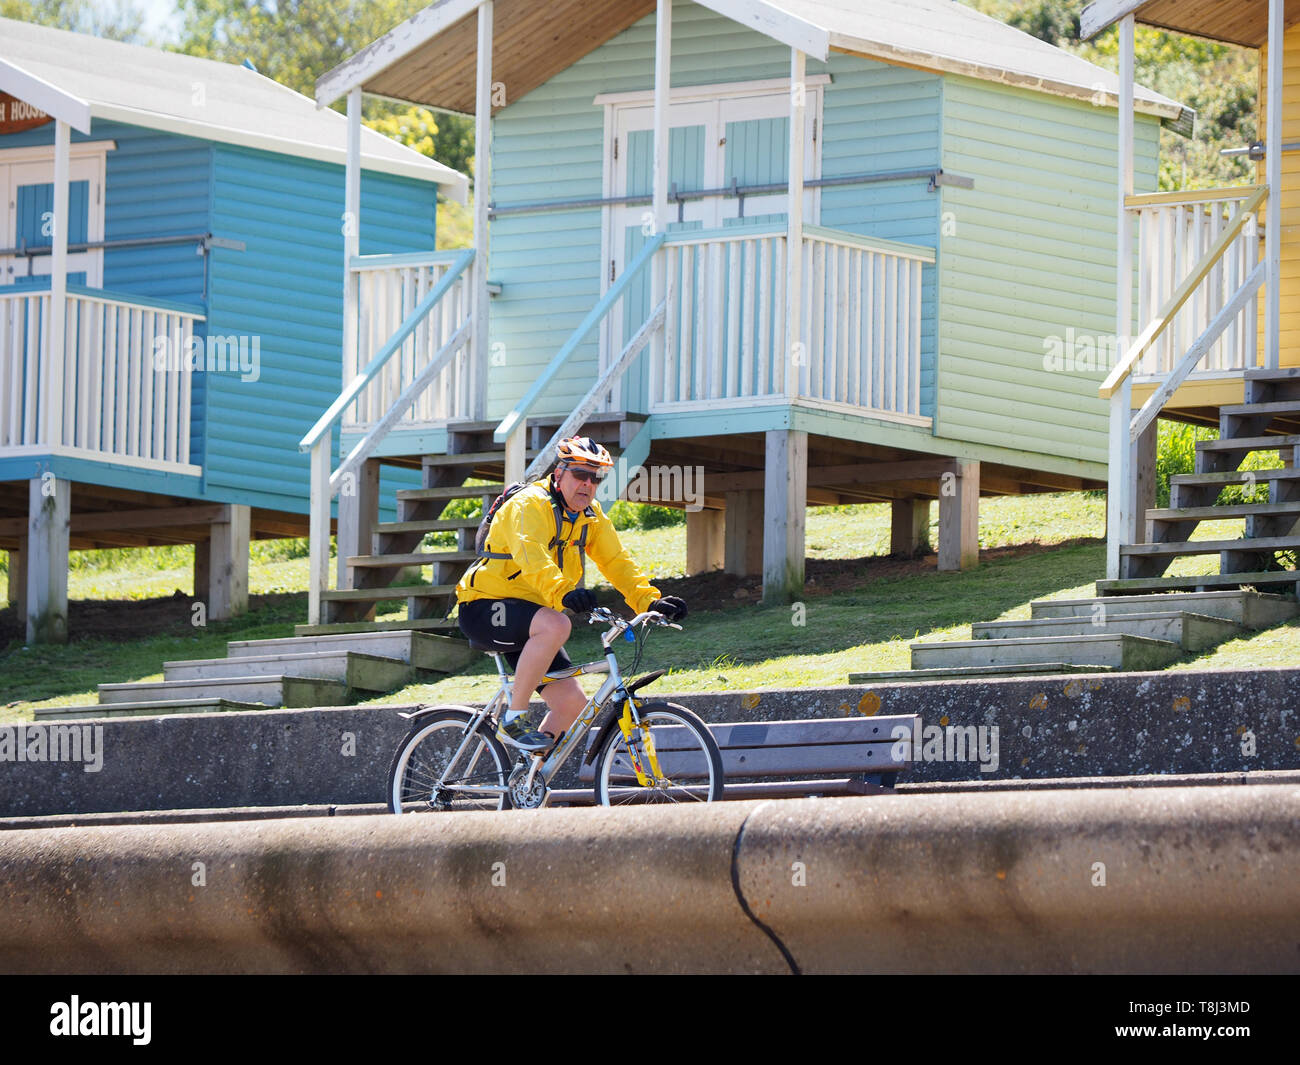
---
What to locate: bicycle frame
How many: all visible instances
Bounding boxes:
[426,609,673,801]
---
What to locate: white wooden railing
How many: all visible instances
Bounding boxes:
[346,251,476,428]
[1128,187,1262,378]
[654,224,932,418]
[0,285,204,468]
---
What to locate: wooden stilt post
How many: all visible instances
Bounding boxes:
[686,508,724,575]
[6,543,26,618]
[890,497,931,558]
[724,490,763,576]
[26,475,70,644]
[937,460,979,571]
[207,504,250,621]
[336,458,380,590]
[762,429,807,604]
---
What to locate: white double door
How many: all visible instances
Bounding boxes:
[601,88,819,409]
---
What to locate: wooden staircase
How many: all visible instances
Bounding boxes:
[297,413,638,637]
[1101,367,1300,597]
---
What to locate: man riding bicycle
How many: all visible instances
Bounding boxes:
[455,436,688,752]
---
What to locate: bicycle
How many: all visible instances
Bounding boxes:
[387,606,725,811]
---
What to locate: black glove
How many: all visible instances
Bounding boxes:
[562,588,598,614]
[650,596,687,621]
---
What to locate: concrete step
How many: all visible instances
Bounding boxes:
[847,663,1113,684]
[1034,589,1300,629]
[292,617,461,637]
[910,633,1184,672]
[395,484,503,502]
[98,675,349,708]
[163,650,411,692]
[34,698,269,720]
[972,611,1246,653]
[227,630,477,673]
[1096,571,1300,596]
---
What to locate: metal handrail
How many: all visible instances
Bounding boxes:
[493,233,665,444]
[299,247,474,452]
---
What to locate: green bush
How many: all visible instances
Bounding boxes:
[1156,419,1280,507]
[605,500,686,530]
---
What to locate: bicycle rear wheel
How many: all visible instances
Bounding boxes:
[388,708,513,813]
[593,701,724,806]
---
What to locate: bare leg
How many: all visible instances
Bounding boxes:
[509,608,570,713]
[538,678,588,738]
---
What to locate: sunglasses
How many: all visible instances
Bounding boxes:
[563,466,606,484]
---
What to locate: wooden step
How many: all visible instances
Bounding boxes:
[347,551,479,567]
[972,611,1246,653]
[910,633,1184,672]
[375,518,482,534]
[1170,468,1300,489]
[1097,570,1300,595]
[1122,535,1300,557]
[1195,434,1300,454]
[1244,367,1300,382]
[1033,589,1300,628]
[421,450,537,466]
[1219,400,1300,417]
[321,584,458,602]
[98,675,350,708]
[293,617,461,637]
[395,484,503,502]
[1147,501,1300,522]
[227,630,476,672]
[847,663,1113,684]
[163,650,412,692]
[34,698,269,720]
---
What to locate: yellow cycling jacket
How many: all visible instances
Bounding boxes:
[455,476,661,614]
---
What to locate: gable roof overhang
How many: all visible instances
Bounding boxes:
[318,0,1186,131]
[1082,0,1300,48]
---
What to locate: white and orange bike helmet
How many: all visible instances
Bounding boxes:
[556,436,614,470]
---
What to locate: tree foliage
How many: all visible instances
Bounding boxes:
[1,0,145,41]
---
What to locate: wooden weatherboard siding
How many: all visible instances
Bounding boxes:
[205,144,436,514]
[488,0,942,423]
[936,75,1160,470]
[1258,24,1299,365]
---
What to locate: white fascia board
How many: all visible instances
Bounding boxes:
[89,101,468,194]
[314,0,485,108]
[0,140,116,164]
[0,59,91,133]
[826,31,1182,121]
[695,0,831,60]
[593,73,831,106]
[1080,1,1151,41]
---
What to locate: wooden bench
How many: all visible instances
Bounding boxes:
[563,714,919,804]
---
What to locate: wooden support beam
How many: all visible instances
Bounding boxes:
[724,490,763,577]
[762,429,807,604]
[938,460,979,571]
[685,508,724,576]
[0,503,229,539]
[26,476,70,644]
[6,542,25,618]
[890,497,931,558]
[205,504,250,622]
[335,458,380,591]
[706,458,955,494]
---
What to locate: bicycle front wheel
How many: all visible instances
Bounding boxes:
[594,701,724,806]
[388,708,513,813]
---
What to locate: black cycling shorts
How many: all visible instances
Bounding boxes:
[457,598,573,681]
